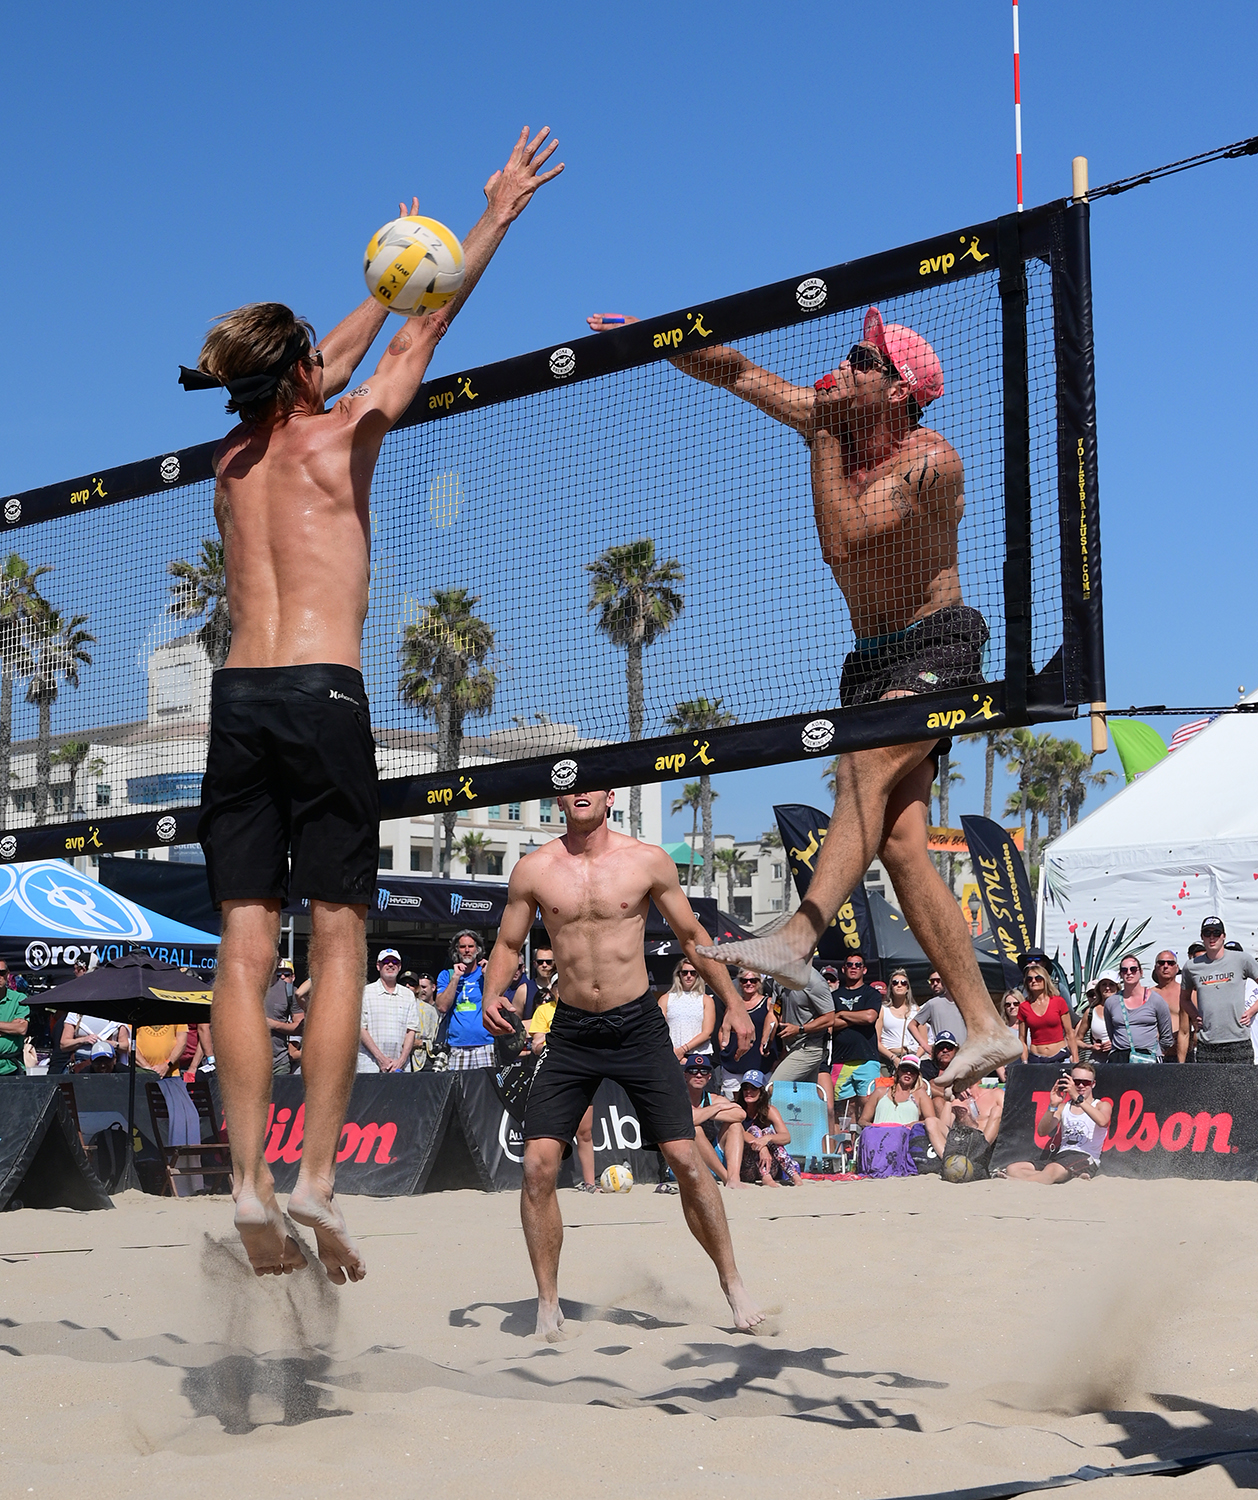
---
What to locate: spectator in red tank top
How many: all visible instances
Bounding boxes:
[1017,963,1077,1068]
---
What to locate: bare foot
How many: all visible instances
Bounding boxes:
[288,1187,366,1285]
[535,1298,565,1342]
[934,1027,1022,1091]
[234,1188,306,1277]
[696,921,817,989]
[725,1178,752,1189]
[723,1276,765,1331]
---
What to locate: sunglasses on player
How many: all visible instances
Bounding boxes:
[847,343,898,376]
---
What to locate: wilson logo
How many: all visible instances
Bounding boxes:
[1032,1089,1235,1155]
[263,1103,397,1166]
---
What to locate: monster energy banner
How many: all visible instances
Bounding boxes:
[773,805,880,977]
[961,815,1036,987]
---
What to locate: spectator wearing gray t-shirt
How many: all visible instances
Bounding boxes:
[1179,918,1258,1064]
[1102,959,1173,1063]
[771,968,834,1084]
[909,971,967,1053]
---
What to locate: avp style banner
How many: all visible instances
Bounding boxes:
[991,1064,1258,1180]
[774,804,880,976]
[961,815,1037,988]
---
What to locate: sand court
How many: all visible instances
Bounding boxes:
[3,1177,1258,1497]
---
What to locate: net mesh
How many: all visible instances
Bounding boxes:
[0,245,1066,833]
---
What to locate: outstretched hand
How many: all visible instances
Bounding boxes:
[481,993,516,1038]
[587,313,638,333]
[718,1004,755,1061]
[398,196,420,218]
[484,126,565,223]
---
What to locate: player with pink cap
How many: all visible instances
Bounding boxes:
[585,300,1016,1094]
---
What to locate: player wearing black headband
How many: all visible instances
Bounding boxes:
[187,129,562,1286]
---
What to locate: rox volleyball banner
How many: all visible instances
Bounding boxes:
[774,804,879,976]
[961,814,1037,987]
[990,1064,1258,1181]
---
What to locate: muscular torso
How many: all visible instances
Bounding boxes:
[810,425,964,639]
[214,407,379,669]
[522,833,659,1012]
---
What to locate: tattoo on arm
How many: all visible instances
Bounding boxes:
[387,332,412,356]
[887,479,915,520]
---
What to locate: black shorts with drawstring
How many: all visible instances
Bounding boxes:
[198,665,379,908]
[523,992,695,1148]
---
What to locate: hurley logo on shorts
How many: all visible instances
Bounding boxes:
[328,689,357,704]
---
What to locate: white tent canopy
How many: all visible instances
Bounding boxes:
[1040,689,1258,959]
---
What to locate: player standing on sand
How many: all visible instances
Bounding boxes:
[587,308,1019,1090]
[480,789,764,1338]
[185,129,563,1282]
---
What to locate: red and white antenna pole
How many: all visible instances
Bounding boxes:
[1013,0,1024,211]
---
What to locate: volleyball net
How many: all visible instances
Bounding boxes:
[0,197,1102,859]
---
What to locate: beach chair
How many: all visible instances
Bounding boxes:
[145,1079,232,1196]
[770,1079,842,1173]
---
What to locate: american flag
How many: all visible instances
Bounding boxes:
[1168,715,1218,751]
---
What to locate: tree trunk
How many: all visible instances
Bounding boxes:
[938,747,951,827]
[0,669,11,828]
[700,773,714,898]
[726,865,735,913]
[688,805,699,893]
[34,696,51,825]
[1046,769,1063,842]
[1028,810,1040,871]
[627,640,643,839]
[983,737,995,820]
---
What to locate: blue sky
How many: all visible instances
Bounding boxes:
[1,2,1254,841]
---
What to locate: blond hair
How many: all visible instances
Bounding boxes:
[198,302,316,421]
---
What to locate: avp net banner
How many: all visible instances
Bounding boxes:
[991,1064,1258,1180]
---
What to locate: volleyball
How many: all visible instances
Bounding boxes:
[364,215,464,316]
[941,1154,979,1184]
[599,1164,634,1194]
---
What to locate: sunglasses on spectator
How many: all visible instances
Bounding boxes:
[891,979,909,987]
[1119,965,1140,975]
[929,976,943,985]
[679,968,697,977]
[844,960,864,968]
[1155,958,1177,966]
[738,977,760,985]
[1070,1076,1095,1087]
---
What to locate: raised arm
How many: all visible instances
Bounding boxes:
[340,127,565,433]
[587,313,816,435]
[648,848,753,1057]
[480,862,543,1037]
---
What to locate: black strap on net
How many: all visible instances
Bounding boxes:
[998,211,1032,726]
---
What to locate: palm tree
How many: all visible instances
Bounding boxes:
[670,780,703,893]
[0,555,51,824]
[26,610,94,825]
[666,696,734,896]
[713,847,751,914]
[1005,781,1050,872]
[399,587,496,876]
[934,754,964,829]
[586,538,684,839]
[168,539,231,670]
[50,740,90,815]
[959,729,1020,820]
[1059,739,1116,828]
[456,830,490,880]
[822,755,841,798]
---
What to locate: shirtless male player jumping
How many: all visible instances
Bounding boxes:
[588,308,1019,1089]
[185,128,563,1282]
[480,788,763,1338]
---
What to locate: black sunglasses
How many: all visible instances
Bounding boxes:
[1119,965,1140,975]
[847,343,896,376]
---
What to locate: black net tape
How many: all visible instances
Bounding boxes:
[0,202,1097,857]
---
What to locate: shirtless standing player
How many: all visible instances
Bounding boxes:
[588,309,1019,1089]
[479,789,763,1337]
[186,129,562,1281]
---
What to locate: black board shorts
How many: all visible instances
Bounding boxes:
[523,993,695,1149]
[839,604,989,758]
[198,664,379,907]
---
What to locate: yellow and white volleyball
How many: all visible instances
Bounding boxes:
[363,215,465,316]
[599,1164,634,1194]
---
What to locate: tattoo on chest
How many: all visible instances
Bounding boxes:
[387,332,412,355]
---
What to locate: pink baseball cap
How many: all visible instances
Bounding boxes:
[862,306,944,405]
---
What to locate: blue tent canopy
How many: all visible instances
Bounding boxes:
[0,860,218,980]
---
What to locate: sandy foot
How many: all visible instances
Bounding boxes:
[233,1190,306,1277]
[288,1188,366,1286]
[535,1299,566,1343]
[723,1276,765,1332]
[695,929,816,989]
[934,1027,1023,1091]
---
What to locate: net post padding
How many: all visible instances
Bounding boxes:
[998,212,1033,728]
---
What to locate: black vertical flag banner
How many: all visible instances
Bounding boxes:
[773,805,880,977]
[960,815,1036,988]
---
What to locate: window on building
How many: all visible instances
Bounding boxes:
[96,784,111,807]
[772,862,784,880]
[486,852,504,876]
[770,897,784,911]
[51,787,66,813]
[733,897,753,923]
[378,847,394,870]
[612,809,624,825]
[410,846,431,872]
[508,803,521,822]
[735,863,752,887]
[487,806,502,821]
[11,790,28,812]
[539,798,554,824]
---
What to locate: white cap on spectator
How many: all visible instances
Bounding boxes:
[90,1040,115,1059]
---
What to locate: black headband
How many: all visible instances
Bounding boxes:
[178,330,311,408]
